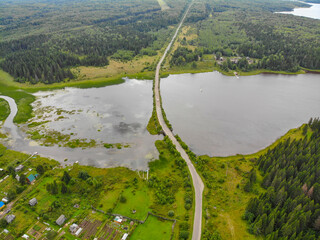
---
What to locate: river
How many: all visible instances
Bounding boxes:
[161,71,320,156]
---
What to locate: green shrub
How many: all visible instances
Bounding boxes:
[168,210,175,217]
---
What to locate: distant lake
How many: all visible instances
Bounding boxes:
[161,72,320,156]
[277,3,320,19]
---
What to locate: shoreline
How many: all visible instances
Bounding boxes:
[1,65,319,92]
[0,65,318,124]
[162,66,320,78]
[207,124,305,161]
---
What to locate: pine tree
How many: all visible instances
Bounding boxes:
[61,171,71,184]
[61,182,68,194]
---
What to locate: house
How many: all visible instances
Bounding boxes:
[5,214,15,224]
[0,201,5,210]
[122,233,129,240]
[114,216,123,223]
[29,198,37,206]
[15,175,20,182]
[75,228,83,236]
[26,174,36,184]
[2,197,8,203]
[69,223,79,233]
[56,215,66,226]
[15,165,24,172]
[22,234,29,239]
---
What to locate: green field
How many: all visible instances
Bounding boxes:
[113,183,152,221]
[197,124,308,239]
[130,215,173,240]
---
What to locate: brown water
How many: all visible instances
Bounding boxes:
[161,72,320,156]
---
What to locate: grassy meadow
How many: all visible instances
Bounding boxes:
[196,125,308,239]
[130,215,173,240]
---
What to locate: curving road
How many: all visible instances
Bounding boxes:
[153,2,204,240]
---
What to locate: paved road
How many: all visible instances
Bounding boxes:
[153,3,204,240]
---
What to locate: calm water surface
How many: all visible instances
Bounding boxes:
[161,72,320,156]
[278,3,320,19]
[1,79,160,170]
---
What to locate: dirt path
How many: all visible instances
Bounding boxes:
[225,214,236,239]
[153,2,204,240]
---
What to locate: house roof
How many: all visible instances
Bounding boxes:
[29,198,37,206]
[122,233,129,240]
[5,214,15,223]
[56,215,66,226]
[15,165,24,172]
[75,228,82,236]
[69,223,79,233]
[0,201,5,208]
[27,174,35,182]
[114,216,122,223]
[22,234,29,239]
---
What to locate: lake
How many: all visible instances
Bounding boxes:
[1,78,160,170]
[277,3,320,19]
[161,72,320,156]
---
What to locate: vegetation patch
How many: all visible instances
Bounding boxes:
[130,215,173,240]
[244,119,320,239]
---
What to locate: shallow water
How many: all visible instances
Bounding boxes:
[277,3,320,19]
[1,79,160,170]
[161,72,320,156]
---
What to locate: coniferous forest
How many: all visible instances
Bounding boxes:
[0,0,189,84]
[0,0,319,84]
[194,0,320,72]
[245,118,320,239]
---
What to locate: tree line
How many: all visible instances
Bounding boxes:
[170,47,202,66]
[244,118,320,239]
[0,0,191,84]
[237,17,320,71]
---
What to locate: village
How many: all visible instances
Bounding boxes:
[0,142,178,240]
[0,155,137,240]
[0,151,139,240]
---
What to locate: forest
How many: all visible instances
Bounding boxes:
[244,118,320,239]
[1,0,319,83]
[169,47,202,66]
[183,0,320,72]
[0,0,189,84]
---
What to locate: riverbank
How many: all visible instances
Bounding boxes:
[161,60,316,77]
[0,69,155,91]
[1,59,318,125]
[0,69,156,123]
